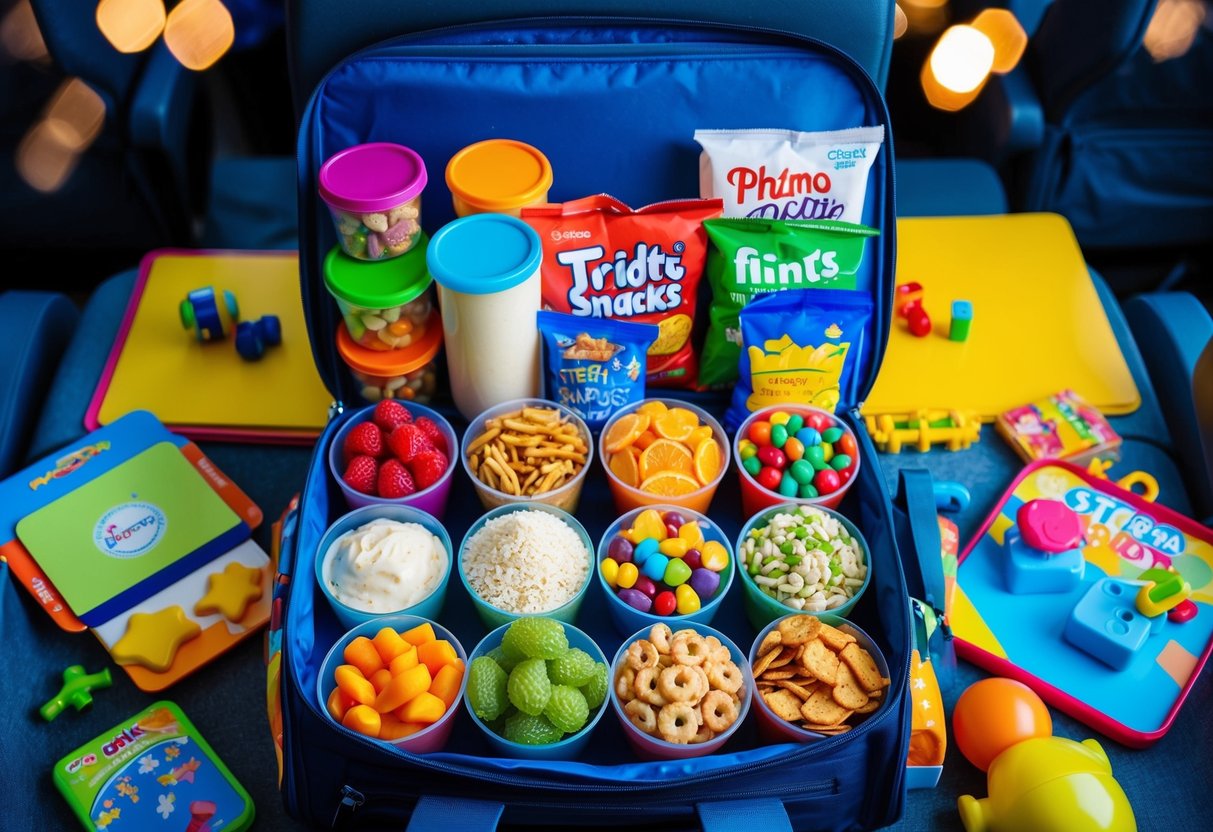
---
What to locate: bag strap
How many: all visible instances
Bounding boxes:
[895,468,946,612]
[403,796,792,831]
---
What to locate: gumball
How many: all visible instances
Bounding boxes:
[770,424,788,449]
[798,482,819,499]
[952,678,1052,772]
[663,511,686,532]
[756,446,786,469]
[836,432,857,458]
[743,455,763,477]
[797,427,822,447]
[822,442,835,464]
[641,553,670,583]
[689,568,720,600]
[784,414,805,435]
[700,541,730,572]
[653,591,677,616]
[778,471,799,498]
[789,459,815,485]
[683,549,703,570]
[769,411,790,426]
[757,466,783,491]
[805,445,827,470]
[634,537,659,566]
[783,437,804,462]
[617,588,653,613]
[831,454,852,471]
[608,536,634,564]
[616,562,639,589]
[674,584,701,615]
[814,468,841,494]
[664,558,692,587]
[805,412,830,432]
[748,421,772,446]
[737,439,757,459]
[601,557,620,588]
[633,576,658,599]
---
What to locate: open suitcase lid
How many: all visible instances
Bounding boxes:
[295,17,896,414]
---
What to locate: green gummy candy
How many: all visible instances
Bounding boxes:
[798,483,820,499]
[831,454,853,471]
[664,557,693,587]
[822,427,843,444]
[789,459,815,485]
[770,424,788,448]
[785,414,805,435]
[743,455,763,477]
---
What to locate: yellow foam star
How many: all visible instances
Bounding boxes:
[112,606,201,672]
[194,562,263,621]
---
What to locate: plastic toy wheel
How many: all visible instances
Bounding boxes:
[258,315,282,346]
[179,300,197,331]
[223,290,240,321]
[235,322,265,361]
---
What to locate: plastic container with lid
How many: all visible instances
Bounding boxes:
[324,238,433,350]
[336,309,442,403]
[427,214,543,420]
[319,142,427,260]
[446,139,553,217]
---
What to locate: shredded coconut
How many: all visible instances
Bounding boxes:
[462,510,590,613]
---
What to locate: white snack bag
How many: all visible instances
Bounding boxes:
[695,126,885,222]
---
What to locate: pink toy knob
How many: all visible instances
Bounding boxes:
[1017,500,1082,553]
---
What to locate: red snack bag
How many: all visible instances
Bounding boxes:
[523,195,722,388]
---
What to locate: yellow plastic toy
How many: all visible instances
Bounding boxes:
[865,409,981,453]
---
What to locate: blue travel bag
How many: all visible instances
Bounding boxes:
[271,16,941,830]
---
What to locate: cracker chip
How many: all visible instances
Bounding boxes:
[817,622,857,652]
[752,646,781,677]
[800,638,839,686]
[800,690,852,726]
[839,643,883,693]
[764,688,804,722]
[777,615,822,646]
[776,680,817,701]
[757,631,782,656]
[854,699,881,715]
[808,724,853,736]
[769,647,798,669]
[831,661,870,710]
[760,669,798,681]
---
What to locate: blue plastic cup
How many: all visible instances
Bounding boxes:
[595,505,734,636]
[464,620,609,760]
[458,503,594,630]
[316,504,453,630]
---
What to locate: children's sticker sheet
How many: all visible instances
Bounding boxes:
[952,461,1213,745]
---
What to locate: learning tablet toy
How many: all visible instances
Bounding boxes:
[53,701,253,831]
[952,460,1213,746]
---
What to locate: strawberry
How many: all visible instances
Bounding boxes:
[387,423,430,463]
[343,422,384,461]
[377,459,416,499]
[414,417,448,454]
[372,400,412,432]
[410,449,448,491]
[342,455,378,495]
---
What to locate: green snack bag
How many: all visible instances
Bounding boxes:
[700,218,878,389]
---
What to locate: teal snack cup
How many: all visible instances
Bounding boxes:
[317,615,467,753]
[464,620,609,760]
[596,505,734,636]
[748,614,890,744]
[609,622,752,761]
[459,503,594,630]
[735,503,872,631]
[316,505,453,630]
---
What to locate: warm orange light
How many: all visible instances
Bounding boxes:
[929,25,995,93]
[894,4,909,40]
[95,0,166,54]
[16,77,107,193]
[901,0,951,37]
[1,0,47,63]
[163,0,234,70]
[18,119,81,193]
[44,78,107,150]
[972,8,1027,73]
[1144,0,1207,62]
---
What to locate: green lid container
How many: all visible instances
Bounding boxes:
[323,232,432,310]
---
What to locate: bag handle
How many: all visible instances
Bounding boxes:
[895,468,946,612]
[404,797,792,831]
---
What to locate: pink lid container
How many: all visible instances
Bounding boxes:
[319,143,428,214]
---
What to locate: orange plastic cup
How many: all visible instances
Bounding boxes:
[599,399,730,515]
[445,139,553,217]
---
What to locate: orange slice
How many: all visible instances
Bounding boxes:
[604,412,650,453]
[634,430,658,451]
[640,438,694,480]
[654,410,695,442]
[637,400,669,419]
[693,438,722,485]
[608,450,639,488]
[667,407,701,427]
[687,425,715,451]
[639,471,701,497]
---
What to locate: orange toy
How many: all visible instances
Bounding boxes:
[952,678,1051,772]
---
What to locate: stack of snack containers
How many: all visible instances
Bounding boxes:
[446,139,553,217]
[319,142,426,260]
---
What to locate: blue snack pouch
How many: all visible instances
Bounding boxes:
[727,288,874,431]
[538,311,659,430]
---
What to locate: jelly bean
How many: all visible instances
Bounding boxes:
[743,455,763,477]
[739,443,758,461]
[822,443,834,464]
[632,509,668,541]
[805,412,831,432]
[770,424,788,448]
[769,411,790,426]
[790,459,815,485]
[839,467,855,485]
[659,538,689,558]
[783,437,804,462]
[608,536,634,564]
[634,576,658,599]
[617,562,639,589]
[665,524,681,540]
[675,584,701,615]
[756,446,787,469]
[664,558,693,587]
[617,588,653,612]
[837,432,858,458]
[831,454,853,471]
[678,521,705,549]
[785,414,805,435]
[689,568,720,600]
[797,427,822,447]
[798,482,819,499]
[814,468,841,494]
[701,540,730,572]
[822,427,844,444]
[778,471,799,498]
[653,591,677,616]
[683,549,703,570]
[601,557,620,588]
[642,553,670,582]
[748,421,772,446]
[663,511,686,531]
[805,445,826,469]
[634,538,659,566]
[757,466,783,491]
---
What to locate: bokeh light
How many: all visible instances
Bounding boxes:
[901,0,951,36]
[44,78,107,150]
[895,3,909,40]
[929,25,995,94]
[1144,0,1207,62]
[1,0,47,63]
[17,78,107,193]
[95,0,166,54]
[163,0,234,71]
[971,8,1027,73]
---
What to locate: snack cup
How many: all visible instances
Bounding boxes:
[735,405,861,518]
[609,622,752,761]
[319,142,426,260]
[316,505,453,630]
[748,614,890,744]
[446,139,553,217]
[317,615,466,753]
[600,400,730,515]
[595,506,734,636]
[459,503,594,630]
[464,620,608,760]
[336,311,442,404]
[461,398,592,513]
[323,241,434,349]
[735,503,872,631]
[328,402,458,516]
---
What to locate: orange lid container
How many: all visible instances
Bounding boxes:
[336,310,443,379]
[445,139,553,217]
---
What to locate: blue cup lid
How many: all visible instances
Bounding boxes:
[426,214,543,295]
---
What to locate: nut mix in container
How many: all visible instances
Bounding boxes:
[466,405,588,499]
[323,240,434,351]
[319,142,426,261]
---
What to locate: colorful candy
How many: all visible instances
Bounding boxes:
[741,409,859,501]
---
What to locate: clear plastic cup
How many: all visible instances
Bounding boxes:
[319,142,426,260]
[322,241,434,350]
[336,312,442,405]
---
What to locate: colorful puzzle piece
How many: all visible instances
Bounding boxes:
[1003,527,1085,594]
[111,606,201,672]
[1064,578,1165,670]
[194,562,263,621]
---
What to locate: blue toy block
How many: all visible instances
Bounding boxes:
[234,315,282,361]
[1002,527,1085,594]
[1064,578,1165,670]
[180,287,239,341]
